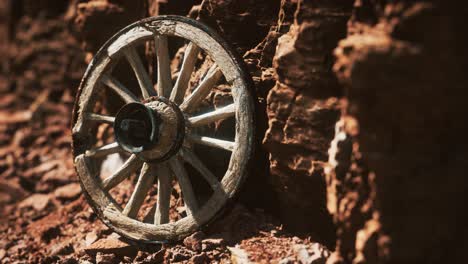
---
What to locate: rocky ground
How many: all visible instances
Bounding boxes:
[2,0,468,263]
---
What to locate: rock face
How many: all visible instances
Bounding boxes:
[263,0,353,245]
[328,0,468,263]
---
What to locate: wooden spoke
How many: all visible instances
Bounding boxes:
[155,35,172,98]
[101,74,139,103]
[154,164,172,225]
[122,162,155,218]
[188,103,235,127]
[102,154,143,190]
[188,134,235,152]
[180,148,220,190]
[168,158,199,215]
[85,113,115,124]
[170,42,200,104]
[123,46,156,99]
[180,65,222,112]
[85,142,122,158]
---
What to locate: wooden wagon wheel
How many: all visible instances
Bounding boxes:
[71,16,255,242]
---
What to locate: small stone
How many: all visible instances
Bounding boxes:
[85,231,98,246]
[183,231,205,252]
[18,194,51,211]
[171,252,190,262]
[79,258,94,264]
[228,247,250,264]
[61,257,79,264]
[0,179,27,204]
[28,215,61,242]
[134,249,165,264]
[49,240,74,255]
[201,238,225,251]
[84,237,137,257]
[191,252,209,264]
[122,256,133,263]
[293,243,330,264]
[96,252,118,264]
[54,183,82,201]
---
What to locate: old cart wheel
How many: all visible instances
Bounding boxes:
[71,16,254,242]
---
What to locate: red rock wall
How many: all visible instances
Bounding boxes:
[328,0,468,262]
[263,0,353,246]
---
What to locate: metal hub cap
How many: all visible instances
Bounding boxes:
[114,97,185,162]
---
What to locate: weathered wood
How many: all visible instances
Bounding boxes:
[85,113,115,124]
[180,65,222,112]
[85,142,122,158]
[170,42,200,104]
[102,154,143,191]
[101,74,139,103]
[188,103,235,127]
[155,35,172,98]
[73,55,111,135]
[122,162,155,218]
[168,158,198,215]
[154,164,172,225]
[124,46,156,99]
[188,134,235,152]
[180,148,220,190]
[107,26,153,57]
[73,16,255,242]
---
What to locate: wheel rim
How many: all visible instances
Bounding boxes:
[71,16,254,242]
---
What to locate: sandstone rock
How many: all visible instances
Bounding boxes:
[330,1,468,262]
[262,0,352,245]
[228,246,251,264]
[84,237,137,258]
[61,257,79,264]
[183,231,205,252]
[191,252,209,264]
[19,193,51,211]
[54,183,81,201]
[49,240,74,256]
[85,231,98,246]
[95,252,118,264]
[28,214,62,242]
[293,243,330,264]
[0,178,27,205]
[201,238,225,251]
[170,251,191,262]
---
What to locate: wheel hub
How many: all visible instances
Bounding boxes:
[114,97,185,162]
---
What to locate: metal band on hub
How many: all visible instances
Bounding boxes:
[114,96,185,162]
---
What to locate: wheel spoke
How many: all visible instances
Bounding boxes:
[168,158,199,215]
[85,113,115,124]
[155,35,172,98]
[101,74,139,103]
[85,142,122,158]
[102,154,143,190]
[170,42,200,104]
[122,162,155,218]
[154,163,172,225]
[180,148,220,190]
[188,134,235,152]
[188,103,235,127]
[180,65,222,113]
[124,46,156,99]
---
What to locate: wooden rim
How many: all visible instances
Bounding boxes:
[71,16,255,242]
